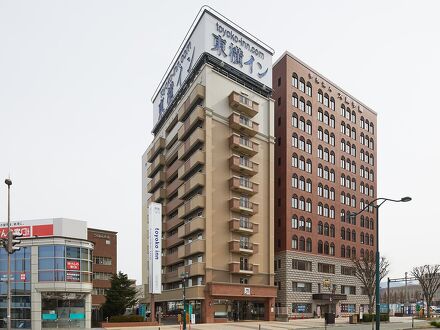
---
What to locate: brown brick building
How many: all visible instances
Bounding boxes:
[272,52,377,319]
[87,228,117,321]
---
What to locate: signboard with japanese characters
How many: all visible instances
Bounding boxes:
[66,272,80,282]
[66,260,80,271]
[152,7,273,126]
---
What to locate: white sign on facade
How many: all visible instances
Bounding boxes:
[152,7,274,126]
[148,202,162,294]
[244,287,251,295]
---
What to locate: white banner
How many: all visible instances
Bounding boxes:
[148,202,162,294]
[152,7,274,126]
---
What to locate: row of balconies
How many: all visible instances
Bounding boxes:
[178,128,205,160]
[178,84,205,122]
[162,262,206,284]
[178,106,205,141]
[147,137,165,163]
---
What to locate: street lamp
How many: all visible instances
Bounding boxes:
[5,178,12,330]
[351,196,411,330]
[180,272,189,330]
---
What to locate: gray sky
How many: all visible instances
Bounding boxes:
[1,0,439,283]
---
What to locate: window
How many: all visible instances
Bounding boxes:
[291,236,298,250]
[318,221,323,235]
[292,259,312,271]
[330,97,335,110]
[318,90,323,103]
[306,219,312,232]
[292,281,312,292]
[94,256,112,265]
[341,285,356,295]
[299,78,305,92]
[306,82,312,96]
[318,240,323,253]
[318,263,335,274]
[292,73,298,88]
[341,266,356,276]
[292,93,298,107]
[324,93,329,107]
[306,238,312,252]
[341,304,356,313]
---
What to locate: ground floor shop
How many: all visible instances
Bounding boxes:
[146,282,277,323]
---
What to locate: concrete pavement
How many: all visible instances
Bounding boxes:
[104,317,432,330]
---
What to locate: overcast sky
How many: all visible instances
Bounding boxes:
[1,0,439,283]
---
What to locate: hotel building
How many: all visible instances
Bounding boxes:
[142,7,277,323]
[272,52,377,319]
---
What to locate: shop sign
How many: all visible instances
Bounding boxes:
[20,273,26,281]
[148,202,162,294]
[66,272,80,282]
[244,287,251,295]
[66,260,80,270]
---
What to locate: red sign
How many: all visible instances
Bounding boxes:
[66,260,80,271]
[0,226,31,239]
[20,273,26,281]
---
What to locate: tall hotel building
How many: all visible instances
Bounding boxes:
[272,53,377,319]
[141,7,277,323]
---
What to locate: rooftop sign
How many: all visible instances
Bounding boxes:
[152,6,274,126]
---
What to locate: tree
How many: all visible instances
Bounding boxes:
[102,271,138,318]
[411,265,440,318]
[352,255,390,313]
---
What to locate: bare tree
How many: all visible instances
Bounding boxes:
[352,255,390,313]
[411,265,440,318]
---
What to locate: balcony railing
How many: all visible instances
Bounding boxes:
[229,241,258,255]
[229,134,258,156]
[229,176,258,195]
[229,113,259,137]
[229,197,259,215]
[178,106,205,141]
[178,239,205,259]
[178,150,205,180]
[228,91,259,117]
[229,218,259,235]
[178,84,205,122]
[147,154,165,178]
[178,216,205,239]
[147,137,165,163]
[178,128,205,160]
[229,155,259,176]
[229,262,258,274]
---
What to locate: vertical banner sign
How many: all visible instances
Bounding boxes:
[148,202,162,294]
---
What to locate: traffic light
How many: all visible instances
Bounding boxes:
[7,230,23,254]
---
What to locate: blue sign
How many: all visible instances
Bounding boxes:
[69,313,85,320]
[42,314,57,320]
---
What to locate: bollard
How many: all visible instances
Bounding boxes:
[259,324,261,330]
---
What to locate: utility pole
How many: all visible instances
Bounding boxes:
[404,272,408,315]
[5,178,12,330]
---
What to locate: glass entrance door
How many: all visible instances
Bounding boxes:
[41,292,86,328]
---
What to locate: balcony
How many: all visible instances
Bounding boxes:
[229,134,258,157]
[163,234,184,249]
[229,198,259,215]
[166,178,183,196]
[229,262,258,275]
[228,91,259,117]
[163,215,183,232]
[178,262,205,278]
[229,218,259,235]
[148,171,166,193]
[178,128,205,161]
[178,239,205,259]
[229,241,258,255]
[166,159,183,181]
[229,155,259,176]
[150,188,166,203]
[178,172,205,200]
[178,106,205,141]
[147,137,165,163]
[178,217,205,239]
[162,253,181,266]
[165,197,184,215]
[229,113,259,137]
[147,154,165,178]
[178,150,205,180]
[178,84,205,122]
[229,176,258,196]
[178,195,205,219]
[162,270,180,284]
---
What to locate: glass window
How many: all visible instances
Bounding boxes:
[66,247,80,259]
[39,258,55,270]
[39,271,54,281]
[54,245,65,257]
[39,246,54,258]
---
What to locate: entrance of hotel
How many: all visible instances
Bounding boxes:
[231,301,264,321]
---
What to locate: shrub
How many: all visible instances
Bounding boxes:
[109,315,145,323]
[430,321,440,328]
[360,314,389,322]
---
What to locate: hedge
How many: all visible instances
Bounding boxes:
[109,315,145,322]
[360,314,390,322]
[430,321,440,328]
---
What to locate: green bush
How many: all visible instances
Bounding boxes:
[360,314,390,322]
[109,315,145,323]
[430,321,440,328]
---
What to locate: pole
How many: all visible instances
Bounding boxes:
[387,278,390,318]
[404,272,408,315]
[375,205,380,330]
[183,276,186,330]
[6,179,12,330]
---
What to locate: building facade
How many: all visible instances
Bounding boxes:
[0,218,93,329]
[87,228,117,323]
[142,7,277,323]
[272,52,377,319]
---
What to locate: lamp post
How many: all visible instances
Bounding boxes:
[180,272,189,330]
[351,196,411,330]
[5,178,12,330]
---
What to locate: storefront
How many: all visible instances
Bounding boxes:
[0,218,93,330]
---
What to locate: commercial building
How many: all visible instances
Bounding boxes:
[0,218,94,329]
[87,228,117,323]
[142,7,277,323]
[272,52,377,319]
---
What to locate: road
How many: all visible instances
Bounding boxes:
[105,317,432,330]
